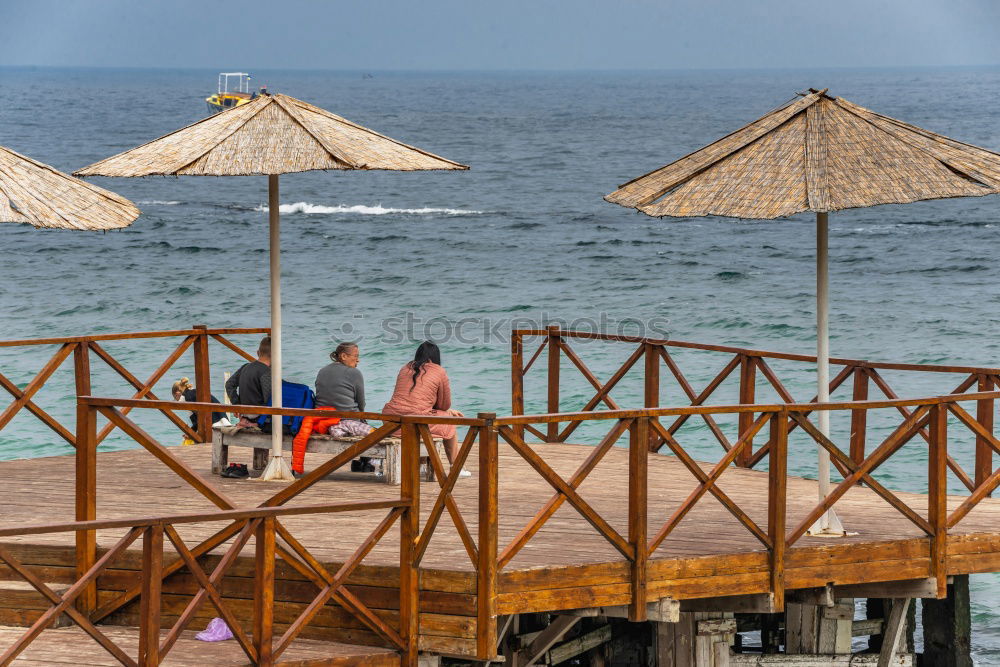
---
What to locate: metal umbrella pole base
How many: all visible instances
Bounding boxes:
[808,513,846,537]
[256,452,295,482]
[807,492,846,537]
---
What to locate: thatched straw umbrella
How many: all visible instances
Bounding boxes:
[1,144,138,230]
[606,88,1000,535]
[77,92,468,481]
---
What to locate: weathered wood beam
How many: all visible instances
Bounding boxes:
[786,599,853,655]
[823,602,854,621]
[499,614,519,665]
[877,598,911,667]
[681,593,776,614]
[852,618,883,637]
[698,618,737,635]
[655,614,693,667]
[546,624,612,665]
[730,655,913,665]
[563,597,679,623]
[787,585,834,607]
[834,577,948,600]
[656,611,734,666]
[516,615,580,667]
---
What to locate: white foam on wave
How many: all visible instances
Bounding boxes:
[138,200,182,206]
[255,202,484,216]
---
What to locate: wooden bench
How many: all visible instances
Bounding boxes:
[211,425,445,485]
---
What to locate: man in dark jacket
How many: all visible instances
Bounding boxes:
[225,336,272,426]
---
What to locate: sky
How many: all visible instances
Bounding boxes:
[2,0,1000,71]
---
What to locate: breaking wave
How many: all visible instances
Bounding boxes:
[255,202,485,216]
[137,200,182,206]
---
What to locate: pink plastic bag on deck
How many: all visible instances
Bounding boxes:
[195,617,234,642]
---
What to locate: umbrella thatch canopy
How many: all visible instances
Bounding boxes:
[75,92,467,177]
[606,88,1000,219]
[1,144,139,230]
[606,88,1000,535]
[76,92,467,481]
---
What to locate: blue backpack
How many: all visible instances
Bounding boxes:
[257,381,315,435]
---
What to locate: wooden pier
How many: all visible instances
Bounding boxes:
[0,326,997,665]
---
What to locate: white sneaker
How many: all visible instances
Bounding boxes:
[458,469,472,478]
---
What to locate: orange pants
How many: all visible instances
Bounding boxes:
[292,406,340,473]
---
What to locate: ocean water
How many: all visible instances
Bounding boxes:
[1,67,999,659]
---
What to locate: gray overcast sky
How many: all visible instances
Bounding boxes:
[3,0,1000,71]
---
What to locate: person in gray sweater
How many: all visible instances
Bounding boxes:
[315,342,375,471]
[315,342,364,411]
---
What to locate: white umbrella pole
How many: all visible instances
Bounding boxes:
[809,211,845,535]
[258,173,294,481]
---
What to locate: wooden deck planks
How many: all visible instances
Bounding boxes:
[0,442,999,572]
[0,440,999,656]
[0,625,399,666]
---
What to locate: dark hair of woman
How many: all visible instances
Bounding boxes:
[330,342,358,363]
[410,341,441,389]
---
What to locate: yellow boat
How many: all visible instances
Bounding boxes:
[206,72,257,114]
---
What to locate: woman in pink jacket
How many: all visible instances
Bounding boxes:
[382,341,469,477]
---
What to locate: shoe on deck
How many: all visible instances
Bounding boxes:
[223,463,249,479]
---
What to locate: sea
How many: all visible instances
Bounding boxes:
[1,66,999,660]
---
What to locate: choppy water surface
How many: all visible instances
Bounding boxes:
[1,67,999,659]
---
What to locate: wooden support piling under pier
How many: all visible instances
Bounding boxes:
[922,575,973,667]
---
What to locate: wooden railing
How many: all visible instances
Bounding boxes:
[0,501,410,666]
[382,390,1000,659]
[2,392,996,663]
[489,390,1000,629]
[0,397,428,666]
[511,327,1000,490]
[3,329,1000,663]
[0,326,268,449]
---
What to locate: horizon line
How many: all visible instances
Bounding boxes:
[3,64,1000,74]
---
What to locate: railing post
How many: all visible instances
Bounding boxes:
[644,343,660,451]
[850,364,869,465]
[628,416,649,622]
[511,332,525,442]
[546,325,561,442]
[192,324,212,443]
[767,411,788,612]
[254,516,276,666]
[737,355,757,467]
[399,422,420,666]
[975,374,994,494]
[929,403,948,599]
[477,413,498,660]
[73,339,92,426]
[138,524,163,666]
[74,378,97,616]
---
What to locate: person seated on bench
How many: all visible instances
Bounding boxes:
[225,336,272,429]
[382,341,470,478]
[171,377,229,435]
[308,341,375,473]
